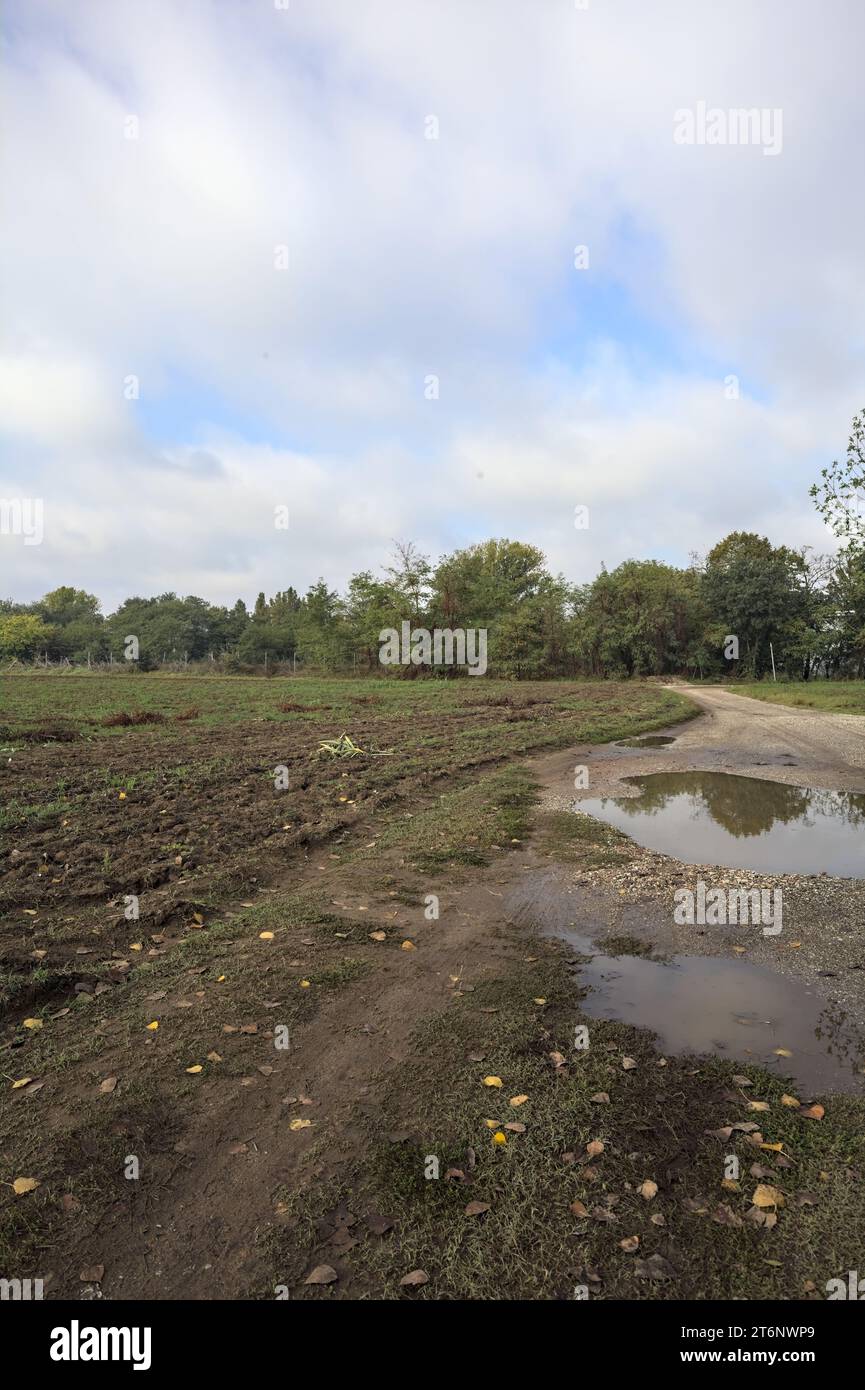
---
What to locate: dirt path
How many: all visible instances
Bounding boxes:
[538,685,865,801]
[529,686,865,1096]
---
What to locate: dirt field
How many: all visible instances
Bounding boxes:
[2,673,864,1303]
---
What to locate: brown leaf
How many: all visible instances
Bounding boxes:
[638,1180,658,1200]
[464,1201,490,1217]
[399,1269,429,1287]
[98,1077,118,1095]
[304,1264,337,1285]
[799,1104,825,1120]
[619,1235,640,1252]
[80,1265,104,1283]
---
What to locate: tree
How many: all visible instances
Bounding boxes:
[702,533,802,678]
[811,408,865,552]
[0,613,54,659]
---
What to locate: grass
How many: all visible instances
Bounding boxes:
[734,681,865,715]
[264,946,865,1301]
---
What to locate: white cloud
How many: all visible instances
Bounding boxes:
[1,0,862,607]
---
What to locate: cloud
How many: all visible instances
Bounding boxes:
[1,0,862,608]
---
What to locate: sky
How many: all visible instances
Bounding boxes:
[1,0,864,613]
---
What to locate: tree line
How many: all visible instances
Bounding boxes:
[3,411,864,680]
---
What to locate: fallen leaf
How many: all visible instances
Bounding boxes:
[800,1104,825,1120]
[399,1269,428,1287]
[622,1057,637,1071]
[186,1065,203,1074]
[619,1235,640,1252]
[304,1264,337,1285]
[12,1177,39,1195]
[400,940,416,951]
[145,1021,159,1031]
[370,931,386,942]
[639,1180,658,1200]
[22,1018,43,1031]
[464,1201,490,1217]
[773,1048,793,1058]
[752,1183,786,1209]
[80,1265,104,1283]
[570,1200,589,1218]
[781,1094,800,1108]
[98,1077,117,1094]
[289,1118,312,1131]
[11,1077,33,1090]
[590,1092,610,1104]
[483,1076,503,1088]
[586,1140,605,1158]
[509,1094,529,1107]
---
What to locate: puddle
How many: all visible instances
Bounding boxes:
[578,772,865,877]
[553,925,865,1094]
[615,735,675,749]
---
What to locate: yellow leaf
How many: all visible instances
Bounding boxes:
[773,1048,793,1058]
[22,909,37,916]
[23,1018,42,1030]
[781,1094,800,1107]
[752,1183,786,1209]
[130,943,142,951]
[484,1119,499,1129]
[369,931,386,942]
[118,791,126,800]
[483,1076,503,1088]
[259,931,274,941]
[759,1141,783,1152]
[186,1065,203,1074]
[289,1118,312,1131]
[492,1131,507,1146]
[146,1021,159,1031]
[299,979,311,988]
[12,1177,39,1195]
[11,1078,33,1089]
[748,1100,771,1111]
[509,1094,529,1107]
[400,940,416,951]
[216,975,226,983]
[533,997,546,1005]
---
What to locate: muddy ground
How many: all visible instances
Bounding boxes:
[2,676,864,1302]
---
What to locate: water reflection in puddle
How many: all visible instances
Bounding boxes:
[553,926,865,1094]
[578,772,865,876]
[615,735,676,749]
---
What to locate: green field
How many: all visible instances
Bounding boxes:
[734,681,865,715]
